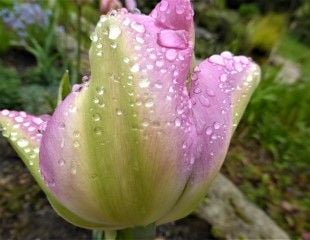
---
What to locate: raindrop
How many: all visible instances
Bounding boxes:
[94,127,103,135]
[139,78,150,89]
[116,109,123,116]
[109,24,122,40]
[92,113,101,122]
[156,60,164,68]
[58,158,65,166]
[159,0,169,12]
[209,55,225,65]
[1,109,9,116]
[175,118,181,127]
[130,64,140,73]
[155,82,163,89]
[90,33,98,42]
[96,86,105,95]
[130,22,145,33]
[145,98,154,108]
[206,127,213,136]
[220,74,228,82]
[214,122,221,130]
[166,49,177,61]
[176,4,186,14]
[73,130,80,138]
[73,140,80,148]
[142,119,150,127]
[123,57,130,64]
[71,168,77,175]
[17,138,29,148]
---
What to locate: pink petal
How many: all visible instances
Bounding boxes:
[158,52,260,223]
[151,0,194,35]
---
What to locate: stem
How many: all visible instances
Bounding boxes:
[92,230,104,240]
[76,4,82,83]
[116,225,156,240]
[94,224,156,240]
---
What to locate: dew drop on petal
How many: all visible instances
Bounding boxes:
[139,78,150,88]
[17,138,29,148]
[165,49,177,61]
[206,127,213,136]
[108,24,122,40]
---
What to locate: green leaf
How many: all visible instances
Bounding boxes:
[57,70,71,105]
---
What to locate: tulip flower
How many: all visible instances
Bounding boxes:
[0,0,260,237]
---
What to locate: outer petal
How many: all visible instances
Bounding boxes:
[151,0,194,35]
[40,1,196,228]
[158,52,261,223]
[0,110,103,229]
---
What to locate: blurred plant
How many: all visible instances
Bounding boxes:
[291,1,310,44]
[0,64,23,110]
[194,4,247,58]
[0,3,51,44]
[238,3,260,19]
[240,65,310,169]
[246,14,287,61]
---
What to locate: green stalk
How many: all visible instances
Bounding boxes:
[93,225,156,240]
[76,3,82,83]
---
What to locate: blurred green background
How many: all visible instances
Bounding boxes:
[0,0,309,239]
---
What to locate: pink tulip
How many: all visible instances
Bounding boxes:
[0,0,260,230]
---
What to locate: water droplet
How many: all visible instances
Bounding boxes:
[90,33,98,42]
[214,122,221,130]
[220,74,228,82]
[130,64,140,73]
[139,78,150,88]
[166,49,177,61]
[211,134,217,140]
[123,57,130,64]
[116,109,123,116]
[130,22,145,33]
[209,55,225,65]
[73,130,80,138]
[58,158,65,166]
[96,86,105,95]
[155,82,163,89]
[92,113,101,122]
[94,127,103,135]
[71,168,77,175]
[1,109,9,116]
[136,36,145,44]
[145,98,154,108]
[15,116,24,123]
[108,24,122,40]
[206,127,213,136]
[158,29,188,50]
[17,138,29,148]
[176,4,186,14]
[175,118,181,127]
[159,0,169,11]
[73,140,80,148]
[156,60,164,68]
[142,119,150,127]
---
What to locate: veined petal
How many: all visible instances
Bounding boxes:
[40,1,197,227]
[0,110,49,184]
[158,52,261,223]
[151,0,194,35]
[0,109,109,229]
